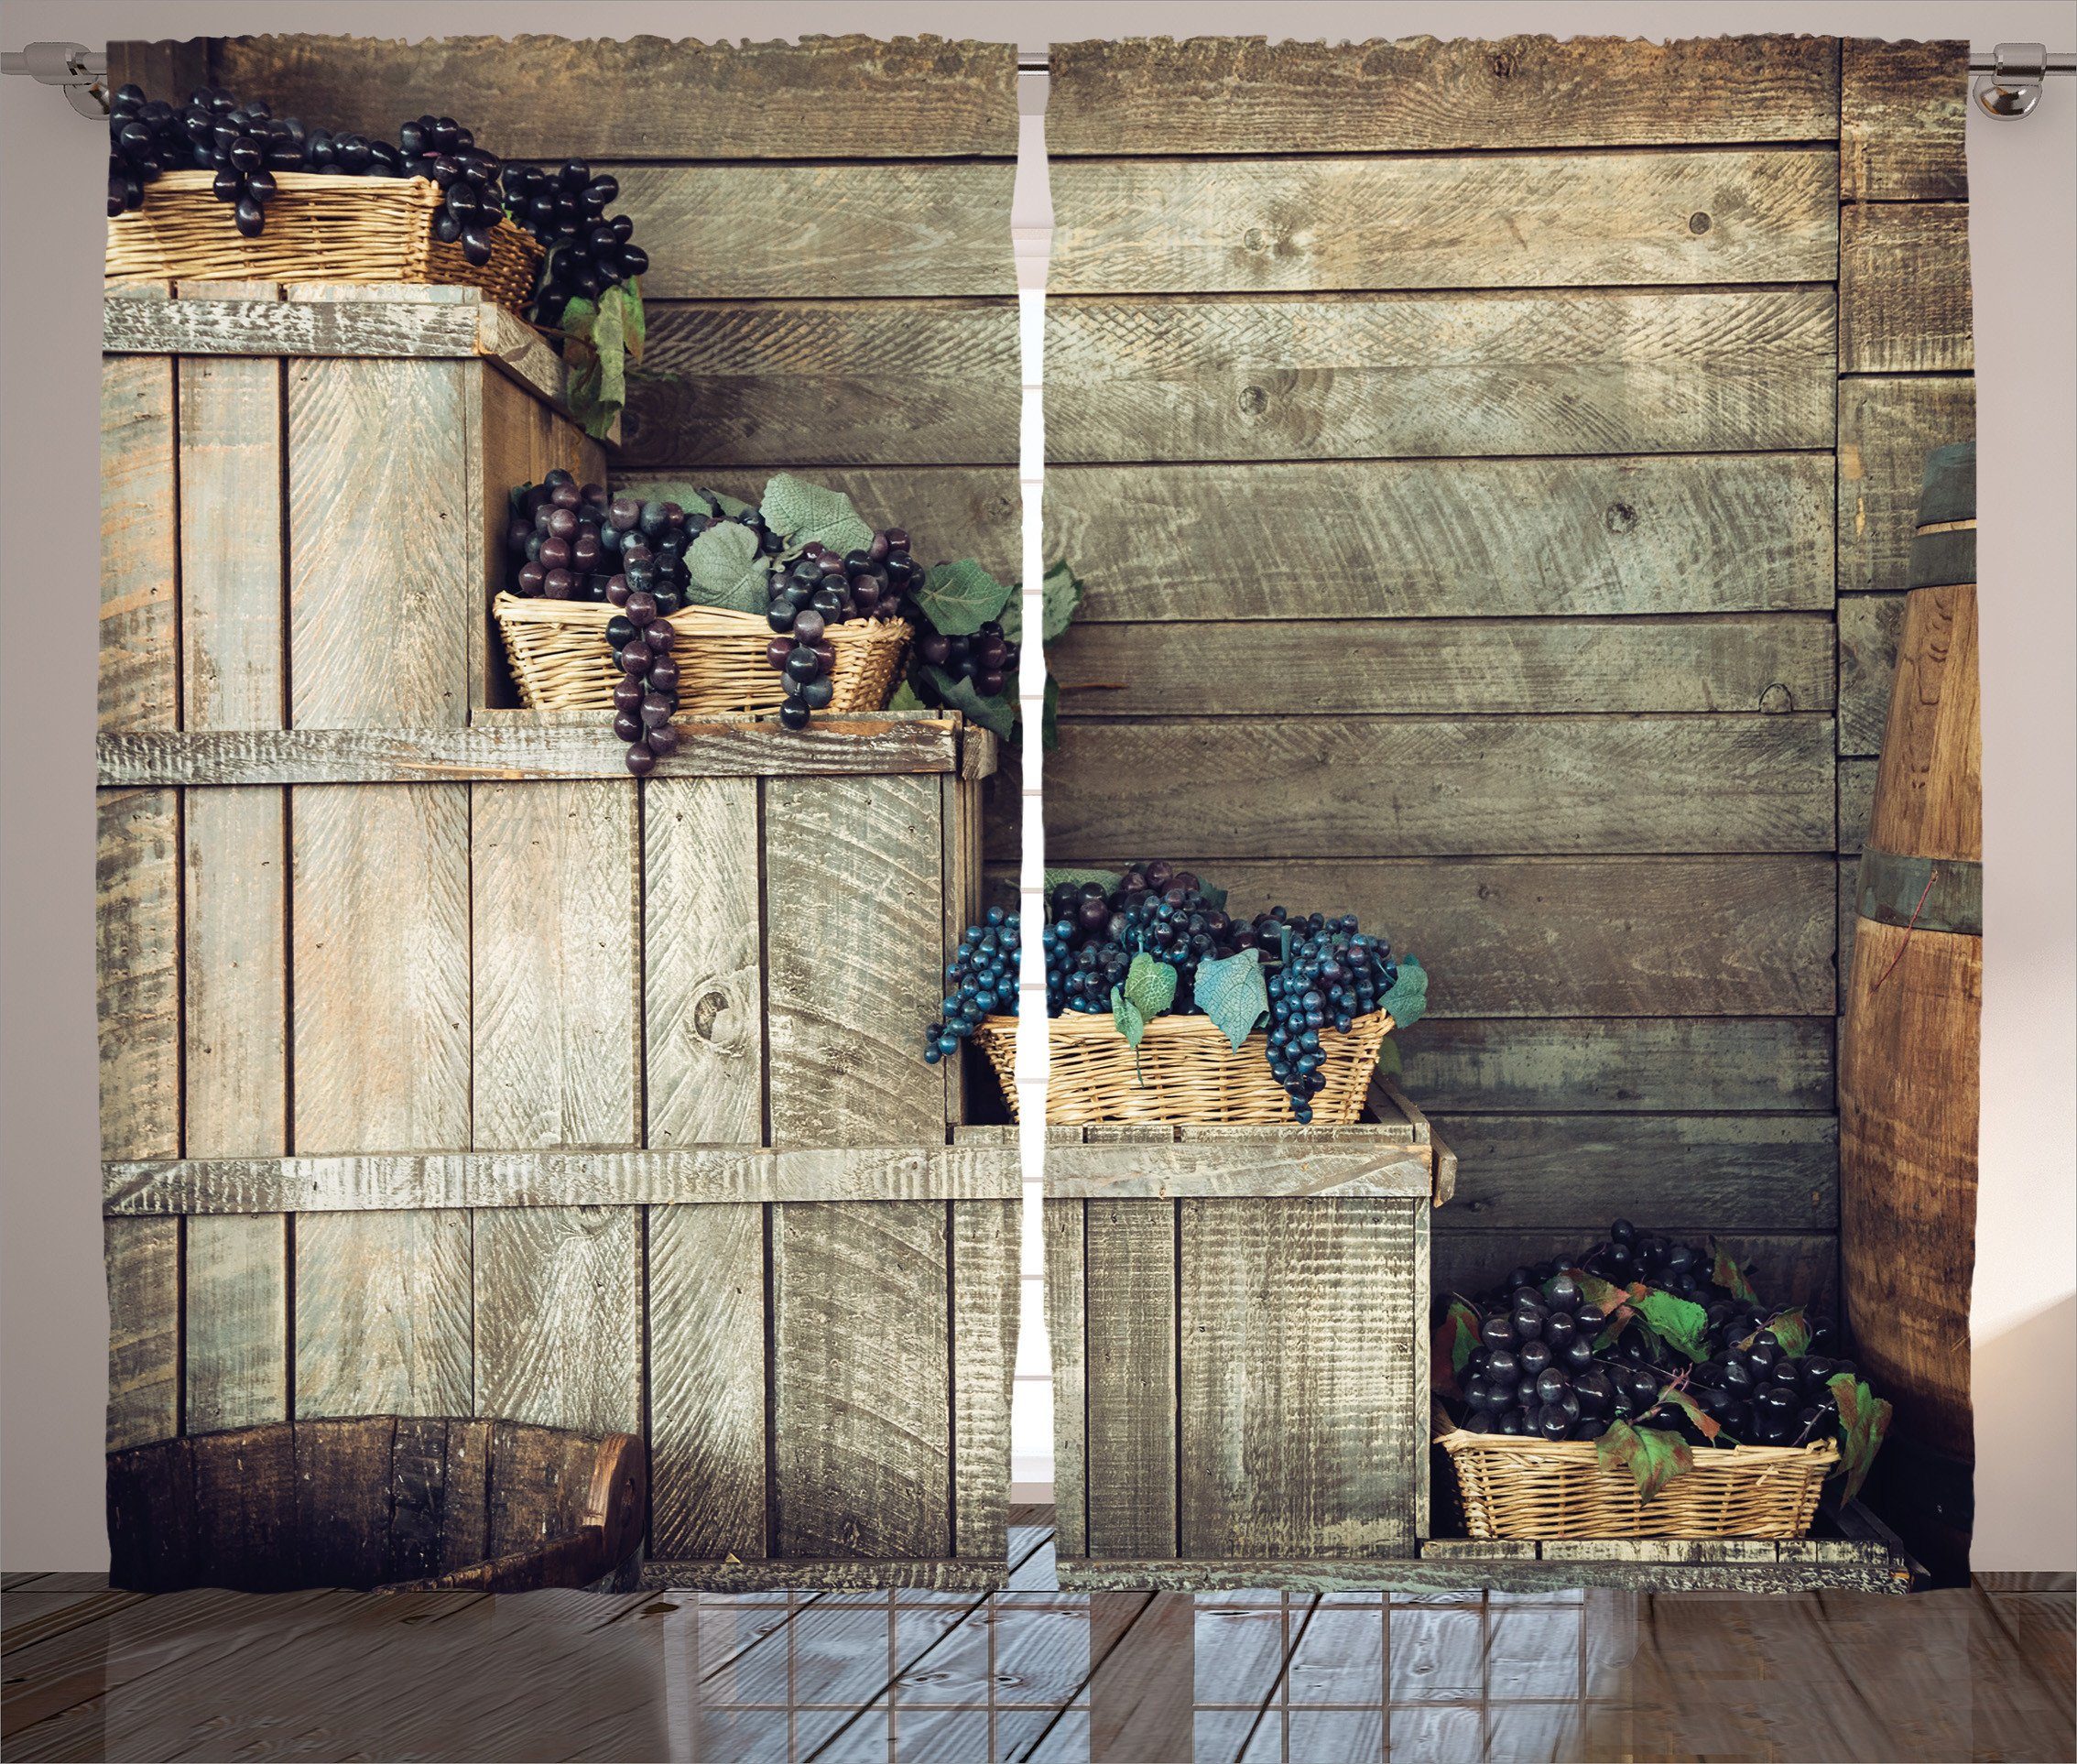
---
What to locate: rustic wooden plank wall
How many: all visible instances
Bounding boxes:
[1042,36,1970,1308]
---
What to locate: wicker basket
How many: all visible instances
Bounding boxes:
[493,593,911,716]
[1439,1429,1838,1541]
[107,171,540,309]
[971,1007,1394,1126]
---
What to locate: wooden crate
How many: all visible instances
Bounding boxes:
[1016,1080,1453,1590]
[98,286,1017,1589]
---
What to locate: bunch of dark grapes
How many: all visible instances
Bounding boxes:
[1449,1219,1852,1451]
[1262,915,1396,1124]
[497,160,648,322]
[1042,861,1235,1016]
[924,908,1020,1063]
[764,528,918,733]
[396,114,505,266]
[915,621,1018,701]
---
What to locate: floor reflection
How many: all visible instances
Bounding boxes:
[3,1534,2071,1761]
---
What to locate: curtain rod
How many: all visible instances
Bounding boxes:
[7,39,2072,121]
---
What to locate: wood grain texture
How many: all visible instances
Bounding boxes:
[647,1203,766,1561]
[212,34,1019,158]
[765,775,945,1147]
[1840,204,1973,375]
[1054,615,1835,717]
[1043,718,1836,857]
[1867,583,1981,865]
[183,1211,286,1436]
[644,1557,1008,1591]
[288,357,471,729]
[99,287,178,735]
[1017,856,1837,1017]
[772,1203,951,1559]
[105,1218,179,1450]
[951,1199,1017,1562]
[1433,1113,1837,1231]
[1045,1139,1430,1200]
[1046,454,1834,621]
[101,718,971,784]
[1839,758,1878,855]
[106,1146,1020,1214]
[1050,148,1838,294]
[1044,1200,1089,1560]
[473,1207,641,1436]
[471,782,640,1149]
[623,299,1018,469]
[1084,1202,1179,1559]
[1398,1017,1835,1113]
[1044,289,1836,463]
[1838,375,1976,594]
[97,789,181,1160]
[294,1210,473,1417]
[1179,1198,1418,1559]
[1433,1229,1837,1309]
[1839,593,1904,757]
[1045,36,1840,156]
[1842,40,1968,201]
[609,162,1015,299]
[643,778,763,1147]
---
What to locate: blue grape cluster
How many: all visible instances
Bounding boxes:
[1044,864,1232,1015]
[1265,915,1397,1124]
[924,907,1019,1062]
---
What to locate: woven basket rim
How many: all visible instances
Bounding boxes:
[975,1007,1397,1047]
[494,591,889,637]
[126,169,479,208]
[1436,1427,1842,1468]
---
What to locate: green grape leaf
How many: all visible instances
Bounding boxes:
[1658,1384,1723,1443]
[1042,672,1060,752]
[1194,948,1268,1051]
[759,474,872,556]
[619,278,646,364]
[913,560,1014,637]
[1381,954,1428,1029]
[1122,951,1179,1020]
[1375,1037,1403,1077]
[1767,1307,1813,1358]
[684,519,769,614]
[886,681,927,714]
[1711,1242,1760,1302]
[1432,1295,1483,1402]
[1041,559,1085,641]
[1196,879,1228,910]
[1109,988,1147,1050]
[1828,1375,1893,1505]
[1044,867,1122,894]
[558,294,627,441]
[1634,1289,1710,1362]
[1597,1420,1695,1502]
[920,665,1017,738]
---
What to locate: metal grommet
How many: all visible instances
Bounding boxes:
[1976,41,2049,117]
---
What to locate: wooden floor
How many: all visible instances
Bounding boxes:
[5,1511,2071,1761]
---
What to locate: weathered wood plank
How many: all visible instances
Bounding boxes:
[610,162,1015,299]
[212,34,1020,158]
[1046,1141,1430,1200]
[1053,616,1835,717]
[104,1146,1022,1213]
[951,1200,1017,1562]
[772,1203,952,1559]
[644,1558,1007,1592]
[1045,1200,1089,1560]
[472,782,641,1148]
[99,286,178,735]
[643,779,763,1147]
[1046,36,1841,156]
[1397,1017,1836,1113]
[1044,718,1837,857]
[1839,758,1878,856]
[1432,1114,1838,1232]
[97,789,181,1162]
[1180,1198,1418,1559]
[1084,1202,1178,1559]
[105,1217,179,1451]
[1842,40,1968,201]
[473,1207,641,1436]
[765,775,945,1147]
[1838,375,1976,594]
[1051,149,1838,294]
[1013,856,1838,1017]
[1840,204,1974,375]
[106,39,210,102]
[647,1203,766,1561]
[1058,1551,1910,1594]
[294,1211,473,1417]
[623,299,1018,469]
[620,467,1020,583]
[1839,593,1904,757]
[1044,289,1836,463]
[1434,1229,1837,1308]
[107,293,480,360]
[98,718,969,783]
[1048,454,1833,622]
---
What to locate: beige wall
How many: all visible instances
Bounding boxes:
[5,0,2071,1572]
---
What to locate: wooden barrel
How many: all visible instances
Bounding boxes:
[1840,441,1980,1475]
[106,1418,647,1594]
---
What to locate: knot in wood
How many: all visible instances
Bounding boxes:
[1237,384,1269,416]
[1759,683,1794,713]
[1243,226,1269,252]
[1604,500,1639,536]
[1490,51,1516,78]
[694,988,732,1040]
[1689,211,1713,235]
